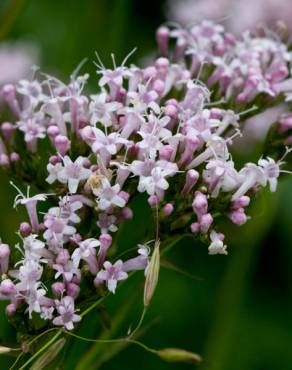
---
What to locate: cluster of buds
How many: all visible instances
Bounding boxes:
[0,20,291,331]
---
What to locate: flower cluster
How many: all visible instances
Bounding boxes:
[0,21,291,331]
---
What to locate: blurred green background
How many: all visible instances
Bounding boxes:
[0,1,292,369]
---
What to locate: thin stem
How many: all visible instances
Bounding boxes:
[16,332,62,370]
[127,307,147,339]
[12,236,185,369]
[9,328,59,370]
[64,331,157,354]
[80,295,107,318]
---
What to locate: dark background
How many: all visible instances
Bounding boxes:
[0,1,292,369]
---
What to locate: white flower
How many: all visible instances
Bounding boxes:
[96,260,128,293]
[258,157,280,192]
[208,231,228,255]
[71,238,100,268]
[94,178,126,210]
[46,162,63,184]
[89,92,122,127]
[53,296,81,330]
[57,156,92,193]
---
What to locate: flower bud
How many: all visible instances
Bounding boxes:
[0,279,15,296]
[182,169,199,195]
[190,222,200,233]
[0,345,14,354]
[192,191,208,216]
[228,208,247,226]
[159,145,174,161]
[6,303,16,317]
[51,282,65,297]
[164,104,178,118]
[67,283,80,298]
[54,135,71,156]
[200,213,213,233]
[49,155,61,165]
[156,26,169,56]
[144,240,160,307]
[153,79,165,95]
[56,249,70,265]
[163,203,174,216]
[121,207,133,220]
[232,196,250,209]
[0,153,9,166]
[10,152,19,162]
[148,195,158,208]
[119,191,130,203]
[19,222,32,237]
[0,243,10,274]
[2,84,15,101]
[157,348,202,364]
[1,122,15,140]
[47,125,60,138]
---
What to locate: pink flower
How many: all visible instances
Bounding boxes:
[95,260,128,293]
[53,296,81,330]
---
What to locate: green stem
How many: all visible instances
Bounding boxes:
[80,295,107,318]
[15,235,185,368]
[64,331,157,354]
[17,331,61,370]
[128,307,147,339]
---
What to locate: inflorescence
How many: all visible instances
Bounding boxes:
[0,20,292,331]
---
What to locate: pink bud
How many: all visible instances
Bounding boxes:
[56,249,70,265]
[2,84,15,101]
[54,135,71,156]
[143,66,157,80]
[191,222,200,233]
[118,191,130,203]
[159,145,174,161]
[49,155,61,165]
[228,208,247,226]
[51,282,65,297]
[47,125,60,138]
[164,104,178,118]
[153,79,165,95]
[192,191,208,216]
[0,279,15,296]
[99,234,112,249]
[148,195,158,207]
[67,283,80,298]
[163,203,174,216]
[19,222,32,237]
[121,207,133,220]
[98,234,112,268]
[1,122,15,140]
[232,196,250,209]
[90,164,98,172]
[156,26,170,56]
[200,213,213,233]
[210,108,223,119]
[10,152,19,162]
[0,244,10,274]
[155,57,169,71]
[0,153,9,166]
[6,303,16,317]
[182,169,199,195]
[82,158,91,168]
[165,99,178,107]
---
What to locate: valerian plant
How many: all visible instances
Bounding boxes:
[1,20,292,368]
